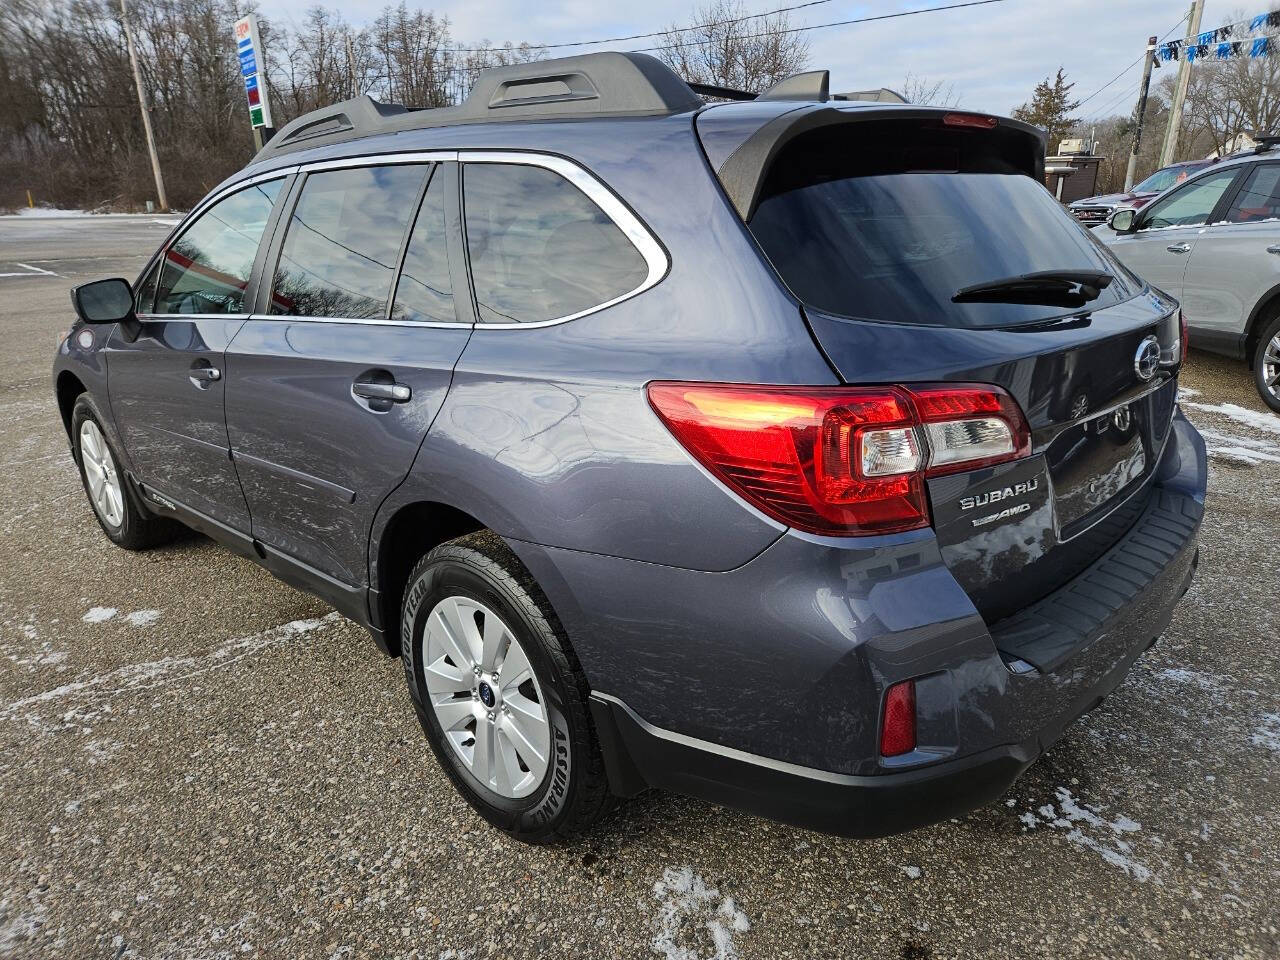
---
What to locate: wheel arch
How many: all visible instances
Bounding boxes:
[1246,283,1280,363]
[370,500,486,656]
[55,370,88,442]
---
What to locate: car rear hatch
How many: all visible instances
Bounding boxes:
[696,103,1183,633]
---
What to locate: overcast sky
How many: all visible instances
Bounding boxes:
[263,0,1250,119]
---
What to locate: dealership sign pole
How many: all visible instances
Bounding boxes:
[234,15,274,152]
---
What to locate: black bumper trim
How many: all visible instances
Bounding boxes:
[589,593,1173,841]
[991,488,1203,673]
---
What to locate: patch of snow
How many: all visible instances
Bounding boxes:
[900,865,922,880]
[652,866,750,960]
[1019,788,1155,882]
[0,613,340,721]
[1197,428,1280,466]
[1177,387,1201,398]
[1251,714,1280,754]
[1181,399,1280,435]
[1158,667,1227,694]
[124,609,162,627]
[82,606,117,624]
[7,207,88,218]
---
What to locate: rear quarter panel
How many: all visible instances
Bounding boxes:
[372,115,835,573]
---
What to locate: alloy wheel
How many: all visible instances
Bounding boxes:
[421,596,551,799]
[1263,332,1280,401]
[79,420,124,529]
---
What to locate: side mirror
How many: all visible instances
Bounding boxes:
[1108,208,1138,234]
[71,278,135,325]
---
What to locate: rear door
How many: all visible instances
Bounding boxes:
[106,175,288,531]
[1180,161,1280,344]
[223,157,472,587]
[1106,166,1243,300]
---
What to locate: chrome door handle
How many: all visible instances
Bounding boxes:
[1166,242,1192,254]
[189,366,220,381]
[352,380,411,403]
[1267,244,1280,255]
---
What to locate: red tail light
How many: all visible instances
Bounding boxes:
[943,112,997,130]
[880,680,917,757]
[647,382,1031,537]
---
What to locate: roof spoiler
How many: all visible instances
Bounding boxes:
[710,105,1047,221]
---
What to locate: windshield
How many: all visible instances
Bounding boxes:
[749,128,1140,329]
[1133,162,1208,194]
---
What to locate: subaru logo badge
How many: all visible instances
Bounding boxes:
[1134,336,1160,382]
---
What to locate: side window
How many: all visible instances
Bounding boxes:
[1224,165,1280,223]
[463,162,648,324]
[271,164,426,319]
[154,179,282,315]
[1141,170,1239,230]
[390,167,455,324]
[135,258,160,314]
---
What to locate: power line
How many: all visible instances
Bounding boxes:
[453,0,1010,57]
[1075,13,1189,111]
[451,0,841,53]
[629,0,1009,53]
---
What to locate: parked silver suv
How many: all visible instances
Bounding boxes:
[1097,138,1280,410]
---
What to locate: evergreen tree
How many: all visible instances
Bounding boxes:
[1012,68,1083,150]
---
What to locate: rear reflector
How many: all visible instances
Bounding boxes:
[647,381,1031,536]
[880,680,917,757]
[943,112,998,130]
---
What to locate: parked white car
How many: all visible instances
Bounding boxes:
[1096,140,1280,411]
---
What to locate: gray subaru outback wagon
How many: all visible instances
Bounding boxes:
[53,53,1206,843]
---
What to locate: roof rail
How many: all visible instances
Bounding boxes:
[1255,134,1280,153]
[253,51,703,164]
[686,71,832,103]
[688,82,757,101]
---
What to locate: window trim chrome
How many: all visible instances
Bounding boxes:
[141,167,299,320]
[151,150,668,331]
[458,151,669,330]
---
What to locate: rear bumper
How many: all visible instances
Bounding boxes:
[589,530,1198,838]
[511,411,1206,837]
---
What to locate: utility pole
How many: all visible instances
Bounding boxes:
[120,0,167,212]
[1159,0,1205,167]
[346,33,358,99]
[1125,36,1159,190]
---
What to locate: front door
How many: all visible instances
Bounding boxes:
[224,159,472,587]
[106,176,288,531]
[1107,166,1243,301]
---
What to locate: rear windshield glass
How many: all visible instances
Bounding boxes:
[748,121,1141,329]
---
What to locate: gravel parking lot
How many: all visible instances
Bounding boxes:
[1,215,1277,960]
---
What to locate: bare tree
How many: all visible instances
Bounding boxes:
[655,0,809,93]
[901,73,960,107]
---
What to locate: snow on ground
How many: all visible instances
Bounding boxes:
[1018,787,1154,882]
[0,614,340,723]
[123,609,162,627]
[1,208,183,221]
[1180,398,1280,435]
[81,606,117,624]
[651,866,750,960]
[1177,391,1280,466]
[1252,715,1280,754]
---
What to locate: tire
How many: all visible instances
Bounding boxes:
[1253,312,1280,413]
[70,394,181,550]
[400,531,611,843]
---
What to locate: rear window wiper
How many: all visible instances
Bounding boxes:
[952,269,1114,306]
